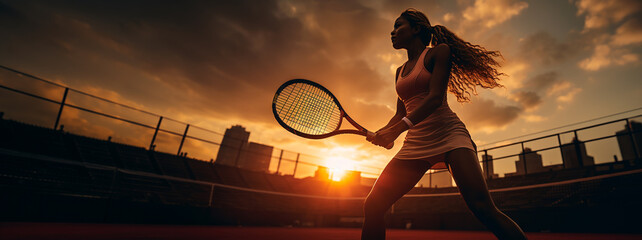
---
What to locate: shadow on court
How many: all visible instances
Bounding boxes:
[2,223,642,240]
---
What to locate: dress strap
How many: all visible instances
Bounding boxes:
[398,47,429,80]
[397,62,406,81]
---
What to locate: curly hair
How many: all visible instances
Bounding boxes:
[400,8,504,102]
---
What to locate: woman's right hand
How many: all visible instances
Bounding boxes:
[366,126,387,142]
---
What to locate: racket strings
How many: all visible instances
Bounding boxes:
[275,83,341,135]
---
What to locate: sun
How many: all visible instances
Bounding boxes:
[325,156,355,181]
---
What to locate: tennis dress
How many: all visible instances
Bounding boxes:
[394,47,476,169]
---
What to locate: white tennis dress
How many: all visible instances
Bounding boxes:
[394,47,477,169]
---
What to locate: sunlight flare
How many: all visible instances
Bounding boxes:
[325,155,356,181]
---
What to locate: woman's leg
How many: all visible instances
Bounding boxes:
[362,158,432,240]
[445,148,527,240]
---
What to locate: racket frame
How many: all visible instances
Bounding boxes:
[272,79,370,139]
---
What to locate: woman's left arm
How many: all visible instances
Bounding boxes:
[371,44,452,147]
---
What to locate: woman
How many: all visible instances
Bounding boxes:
[363,9,527,240]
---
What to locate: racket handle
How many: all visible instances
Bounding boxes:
[366,131,375,140]
[366,131,394,150]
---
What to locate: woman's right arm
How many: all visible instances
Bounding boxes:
[379,98,406,131]
[378,66,406,131]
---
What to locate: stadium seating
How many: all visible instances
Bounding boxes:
[73,135,119,166]
[264,173,294,192]
[238,169,274,191]
[2,118,642,231]
[212,164,248,187]
[186,158,221,182]
[166,180,212,207]
[153,152,193,179]
[0,119,76,161]
[113,144,157,173]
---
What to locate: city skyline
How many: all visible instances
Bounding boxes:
[1,0,641,174]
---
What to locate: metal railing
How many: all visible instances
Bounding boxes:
[0,65,383,180]
[1,64,640,185]
[479,115,642,178]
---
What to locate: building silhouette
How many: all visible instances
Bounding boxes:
[315,166,330,180]
[560,137,595,169]
[616,120,642,163]
[482,153,499,179]
[512,148,544,175]
[215,125,273,172]
[238,142,273,172]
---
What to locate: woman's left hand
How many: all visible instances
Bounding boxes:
[370,122,407,147]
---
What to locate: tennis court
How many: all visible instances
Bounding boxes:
[2,223,642,240]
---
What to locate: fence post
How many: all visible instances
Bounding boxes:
[53,88,69,130]
[276,149,284,174]
[177,124,190,155]
[573,130,584,168]
[484,150,490,180]
[208,184,215,207]
[625,119,640,163]
[293,153,300,177]
[521,142,527,175]
[149,116,163,151]
[557,134,565,168]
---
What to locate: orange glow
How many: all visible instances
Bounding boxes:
[325,156,355,181]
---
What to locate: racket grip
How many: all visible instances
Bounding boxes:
[366,131,394,149]
[366,131,375,140]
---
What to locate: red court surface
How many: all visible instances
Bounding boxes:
[2,223,642,240]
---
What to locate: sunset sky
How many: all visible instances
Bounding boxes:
[1,0,641,179]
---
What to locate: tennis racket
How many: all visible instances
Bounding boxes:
[272,79,393,149]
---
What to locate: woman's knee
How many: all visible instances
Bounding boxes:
[363,195,388,217]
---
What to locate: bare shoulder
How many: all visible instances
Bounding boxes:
[432,43,451,60]
[424,43,451,69]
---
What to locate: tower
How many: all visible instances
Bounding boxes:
[215,125,250,167]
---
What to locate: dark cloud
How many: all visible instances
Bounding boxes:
[518,31,578,65]
[0,0,393,127]
[523,71,558,91]
[456,97,522,131]
[509,71,558,110]
[511,91,541,109]
[613,15,642,45]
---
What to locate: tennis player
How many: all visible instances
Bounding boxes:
[363,9,527,240]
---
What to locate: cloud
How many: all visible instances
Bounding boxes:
[556,87,582,104]
[518,31,579,66]
[379,0,442,20]
[443,13,454,22]
[574,0,642,30]
[0,0,396,126]
[612,17,642,46]
[462,0,528,28]
[573,0,642,71]
[505,71,558,111]
[510,91,540,110]
[522,114,546,123]
[523,71,559,92]
[547,81,572,96]
[456,97,522,133]
[579,44,639,71]
[497,60,530,91]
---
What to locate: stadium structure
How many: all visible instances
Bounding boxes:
[1,65,641,234]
